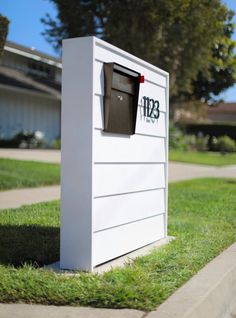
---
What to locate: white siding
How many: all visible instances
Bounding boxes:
[0,89,60,142]
[93,214,165,265]
[92,39,168,267]
[93,189,165,232]
[61,37,169,271]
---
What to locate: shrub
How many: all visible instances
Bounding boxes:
[0,131,46,149]
[169,122,209,152]
[195,135,209,152]
[169,122,188,150]
[52,139,61,149]
[179,122,236,140]
[214,136,236,153]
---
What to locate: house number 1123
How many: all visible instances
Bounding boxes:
[143,96,160,119]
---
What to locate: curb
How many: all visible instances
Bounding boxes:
[146,242,236,318]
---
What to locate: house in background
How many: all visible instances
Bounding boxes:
[207,102,236,123]
[0,41,61,144]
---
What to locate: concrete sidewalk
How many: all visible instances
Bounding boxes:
[0,186,60,209]
[0,148,60,163]
[169,162,236,182]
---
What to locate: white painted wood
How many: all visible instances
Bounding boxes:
[135,110,166,137]
[138,81,166,112]
[95,44,167,88]
[93,129,165,163]
[61,36,169,271]
[60,37,94,271]
[164,75,170,237]
[93,189,165,232]
[93,163,165,197]
[93,214,165,266]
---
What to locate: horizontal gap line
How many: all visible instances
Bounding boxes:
[94,162,165,165]
[93,127,166,138]
[93,213,165,234]
[135,133,166,138]
[94,187,165,199]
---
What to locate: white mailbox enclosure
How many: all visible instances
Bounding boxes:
[61,36,169,271]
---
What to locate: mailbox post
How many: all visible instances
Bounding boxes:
[61,36,169,271]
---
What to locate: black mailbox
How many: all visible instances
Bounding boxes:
[103,63,140,135]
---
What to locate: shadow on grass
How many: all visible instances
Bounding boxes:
[0,224,59,267]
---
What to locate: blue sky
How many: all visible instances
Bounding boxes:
[0,0,235,101]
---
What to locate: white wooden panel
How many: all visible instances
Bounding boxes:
[93,214,165,266]
[94,61,104,95]
[93,129,165,163]
[93,94,166,137]
[138,82,166,112]
[61,36,168,271]
[95,43,167,87]
[61,37,94,271]
[94,163,165,197]
[94,60,167,107]
[93,94,104,128]
[94,189,165,231]
[135,110,166,137]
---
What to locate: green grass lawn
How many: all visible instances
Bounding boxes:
[0,178,236,311]
[0,158,60,191]
[169,150,236,166]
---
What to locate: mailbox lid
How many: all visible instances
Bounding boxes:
[112,65,140,95]
[104,63,140,95]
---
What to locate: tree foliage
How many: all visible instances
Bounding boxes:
[0,15,9,56]
[42,0,236,103]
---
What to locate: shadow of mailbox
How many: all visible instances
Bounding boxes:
[103,63,140,135]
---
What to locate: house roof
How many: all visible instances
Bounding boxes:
[208,103,236,113]
[0,65,61,99]
[4,41,62,68]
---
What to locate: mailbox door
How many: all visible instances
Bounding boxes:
[106,89,133,134]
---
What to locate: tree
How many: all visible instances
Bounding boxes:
[190,10,236,104]
[42,0,236,103]
[0,15,9,56]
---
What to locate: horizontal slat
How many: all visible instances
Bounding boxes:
[93,95,166,137]
[138,81,166,112]
[93,189,165,232]
[93,129,165,163]
[93,214,165,266]
[135,110,166,137]
[93,163,165,197]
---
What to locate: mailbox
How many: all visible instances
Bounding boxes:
[103,63,140,135]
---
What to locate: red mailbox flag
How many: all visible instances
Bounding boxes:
[140,75,145,83]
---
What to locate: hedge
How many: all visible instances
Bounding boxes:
[178,122,236,140]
